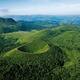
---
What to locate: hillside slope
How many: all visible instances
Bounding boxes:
[0,26,80,80]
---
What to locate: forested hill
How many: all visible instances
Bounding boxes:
[0,25,80,80]
[0,17,19,33]
[0,17,59,33]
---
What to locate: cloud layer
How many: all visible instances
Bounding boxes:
[0,9,9,16]
[5,3,80,15]
[0,0,80,15]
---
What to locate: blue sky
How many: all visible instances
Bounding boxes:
[0,0,80,15]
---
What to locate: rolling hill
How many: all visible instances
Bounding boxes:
[0,25,80,80]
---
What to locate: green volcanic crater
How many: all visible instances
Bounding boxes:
[18,39,49,54]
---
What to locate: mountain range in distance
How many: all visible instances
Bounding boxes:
[2,15,80,26]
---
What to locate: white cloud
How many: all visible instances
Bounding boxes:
[1,3,80,15]
[52,3,80,15]
[0,9,9,16]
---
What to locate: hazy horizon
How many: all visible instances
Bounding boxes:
[0,0,80,16]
